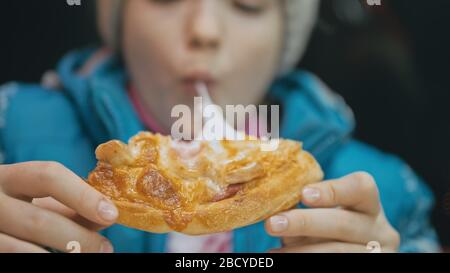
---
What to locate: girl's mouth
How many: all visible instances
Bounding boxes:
[181,72,216,96]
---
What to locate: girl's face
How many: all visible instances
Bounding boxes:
[122,0,283,132]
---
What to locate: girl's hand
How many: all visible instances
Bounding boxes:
[0,162,118,253]
[265,172,400,253]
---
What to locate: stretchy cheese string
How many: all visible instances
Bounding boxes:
[195,82,246,141]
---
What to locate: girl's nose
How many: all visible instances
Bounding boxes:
[186,0,222,50]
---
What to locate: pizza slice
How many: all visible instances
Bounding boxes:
[87,132,323,235]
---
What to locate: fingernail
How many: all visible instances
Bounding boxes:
[100,240,114,253]
[303,187,320,202]
[98,199,118,222]
[269,215,288,233]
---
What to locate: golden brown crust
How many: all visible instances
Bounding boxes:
[87,132,323,235]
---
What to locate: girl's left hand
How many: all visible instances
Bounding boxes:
[265,172,400,253]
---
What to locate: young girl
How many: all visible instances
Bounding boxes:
[0,0,440,253]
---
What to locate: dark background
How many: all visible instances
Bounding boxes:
[0,0,449,249]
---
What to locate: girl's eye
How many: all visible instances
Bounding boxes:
[232,0,266,15]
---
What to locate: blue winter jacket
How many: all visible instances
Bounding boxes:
[0,48,440,252]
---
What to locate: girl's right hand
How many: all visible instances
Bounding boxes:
[0,161,118,253]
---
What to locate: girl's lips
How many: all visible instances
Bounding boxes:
[181,78,216,96]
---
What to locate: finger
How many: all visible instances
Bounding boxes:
[1,162,118,226]
[269,242,370,253]
[32,198,105,231]
[282,236,328,247]
[265,208,377,244]
[0,195,114,253]
[0,233,49,253]
[301,172,381,215]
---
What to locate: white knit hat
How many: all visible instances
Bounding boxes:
[97,0,320,75]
